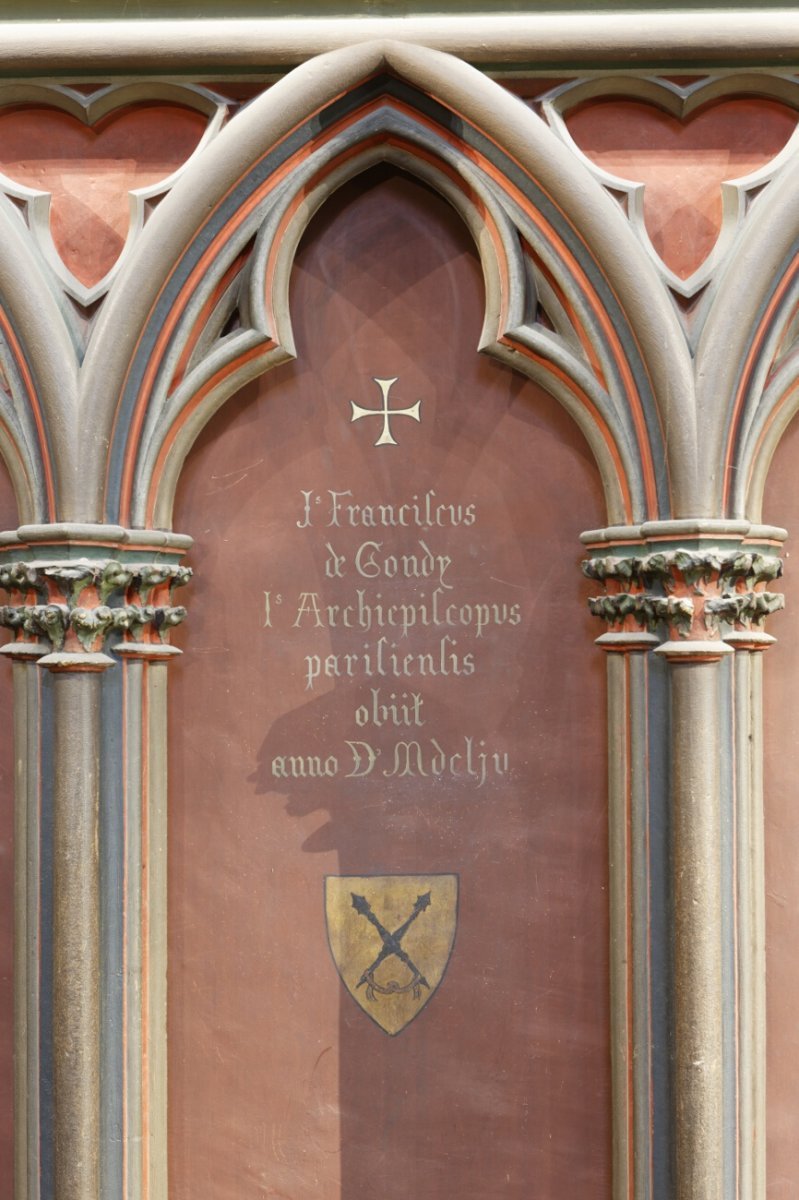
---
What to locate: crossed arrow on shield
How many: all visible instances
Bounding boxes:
[351,891,432,1001]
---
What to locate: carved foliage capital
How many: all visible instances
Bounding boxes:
[0,542,191,668]
[583,545,784,654]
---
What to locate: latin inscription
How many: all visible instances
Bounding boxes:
[263,486,522,786]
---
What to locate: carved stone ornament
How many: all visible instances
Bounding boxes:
[0,525,191,671]
[582,523,786,659]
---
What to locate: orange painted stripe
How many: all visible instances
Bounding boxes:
[746,376,799,503]
[171,250,251,394]
[724,250,799,514]
[0,307,56,519]
[145,340,271,526]
[0,410,35,519]
[9,538,187,556]
[502,337,634,521]
[524,246,608,390]
[122,85,653,523]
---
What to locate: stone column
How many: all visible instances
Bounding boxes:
[50,668,107,1200]
[724,623,774,1200]
[660,642,727,1200]
[0,524,191,1200]
[593,625,659,1200]
[583,519,785,1200]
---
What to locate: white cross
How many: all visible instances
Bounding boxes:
[350,377,422,447]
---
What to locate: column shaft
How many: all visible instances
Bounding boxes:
[671,661,723,1200]
[734,649,766,1200]
[607,651,633,1200]
[52,673,101,1200]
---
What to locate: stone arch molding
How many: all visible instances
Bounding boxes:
[68,39,697,533]
[4,43,799,533]
[694,146,799,523]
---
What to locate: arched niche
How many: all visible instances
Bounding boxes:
[167,165,610,1198]
[87,42,698,532]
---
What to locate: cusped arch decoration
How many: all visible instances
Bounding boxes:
[0,193,80,525]
[80,40,697,532]
[695,149,799,522]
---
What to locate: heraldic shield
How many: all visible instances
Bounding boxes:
[325,874,458,1035]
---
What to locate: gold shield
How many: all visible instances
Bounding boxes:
[325,874,458,1035]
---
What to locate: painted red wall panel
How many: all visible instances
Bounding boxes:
[168,169,610,1200]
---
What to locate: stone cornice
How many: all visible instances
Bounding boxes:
[0,12,798,74]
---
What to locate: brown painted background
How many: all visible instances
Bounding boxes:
[168,169,609,1199]
[763,419,799,1199]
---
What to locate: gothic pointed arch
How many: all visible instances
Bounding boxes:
[79,40,696,531]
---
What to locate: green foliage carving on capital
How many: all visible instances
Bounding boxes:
[588,592,695,636]
[582,535,785,651]
[582,549,784,591]
[0,534,192,664]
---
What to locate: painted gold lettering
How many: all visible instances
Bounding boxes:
[345,740,378,777]
[293,592,324,628]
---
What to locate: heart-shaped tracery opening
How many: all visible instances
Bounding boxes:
[0,103,208,288]
[566,96,798,280]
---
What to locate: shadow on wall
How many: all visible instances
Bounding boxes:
[167,168,610,1200]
